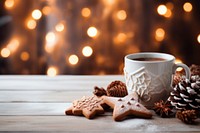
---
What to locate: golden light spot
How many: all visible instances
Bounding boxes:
[155,28,165,42]
[117,10,127,20]
[87,27,98,38]
[166,2,174,10]
[32,9,42,20]
[42,6,51,15]
[81,8,91,18]
[55,23,65,32]
[183,2,192,12]
[164,9,172,18]
[157,5,167,15]
[20,51,29,61]
[82,46,93,57]
[175,59,183,71]
[197,34,200,44]
[47,67,58,77]
[114,33,127,44]
[68,55,79,65]
[1,48,10,58]
[7,39,19,52]
[46,32,56,43]
[26,19,37,30]
[4,0,14,9]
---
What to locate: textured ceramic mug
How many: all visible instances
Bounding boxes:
[124,52,191,108]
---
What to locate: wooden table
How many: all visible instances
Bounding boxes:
[0,75,199,132]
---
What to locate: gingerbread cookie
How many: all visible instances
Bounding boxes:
[103,92,152,121]
[65,95,107,119]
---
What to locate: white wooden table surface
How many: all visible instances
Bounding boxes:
[0,75,199,132]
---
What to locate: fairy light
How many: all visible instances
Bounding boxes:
[55,23,65,32]
[175,59,183,71]
[20,51,30,61]
[87,26,98,38]
[7,39,19,52]
[45,32,56,53]
[197,34,200,44]
[26,19,37,30]
[81,8,91,18]
[114,33,127,44]
[82,46,93,57]
[42,6,51,15]
[117,10,127,20]
[155,28,165,42]
[4,0,14,9]
[1,48,10,58]
[32,9,42,20]
[164,9,172,18]
[47,67,58,77]
[157,5,167,15]
[68,54,79,65]
[183,2,192,12]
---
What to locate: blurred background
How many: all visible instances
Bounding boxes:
[0,0,200,75]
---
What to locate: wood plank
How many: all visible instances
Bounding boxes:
[0,75,124,91]
[0,91,93,102]
[0,116,199,132]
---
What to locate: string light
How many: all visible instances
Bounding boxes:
[183,2,192,12]
[45,32,56,53]
[1,48,10,58]
[42,6,51,15]
[117,10,127,20]
[197,34,200,44]
[47,67,58,77]
[87,26,98,38]
[32,9,42,20]
[81,8,91,18]
[175,59,183,71]
[164,9,172,18]
[68,54,79,65]
[55,23,65,32]
[4,0,15,9]
[20,51,30,61]
[82,46,93,57]
[155,28,165,42]
[7,39,19,52]
[26,19,37,30]
[157,5,167,15]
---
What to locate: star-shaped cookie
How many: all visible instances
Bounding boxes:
[103,92,152,121]
[65,95,107,119]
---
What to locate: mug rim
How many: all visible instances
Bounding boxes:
[125,52,175,63]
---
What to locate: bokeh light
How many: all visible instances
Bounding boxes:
[155,28,165,41]
[175,59,183,71]
[197,34,200,44]
[81,8,91,18]
[42,6,51,15]
[7,39,19,52]
[87,27,98,38]
[82,46,93,57]
[68,55,79,65]
[26,19,37,30]
[157,5,167,15]
[183,2,192,12]
[1,48,11,58]
[47,67,58,77]
[117,10,127,20]
[20,51,30,61]
[46,32,56,43]
[55,23,65,32]
[164,9,172,18]
[32,9,42,20]
[4,0,15,9]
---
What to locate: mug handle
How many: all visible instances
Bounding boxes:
[173,63,191,79]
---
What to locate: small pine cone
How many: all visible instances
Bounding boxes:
[106,80,128,97]
[93,86,107,96]
[190,64,200,76]
[176,110,198,124]
[168,75,200,110]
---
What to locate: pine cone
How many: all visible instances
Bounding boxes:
[106,80,128,97]
[176,110,198,124]
[173,73,185,87]
[153,100,173,118]
[168,75,200,110]
[93,86,107,96]
[190,64,200,76]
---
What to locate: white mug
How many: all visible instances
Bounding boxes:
[124,52,191,108]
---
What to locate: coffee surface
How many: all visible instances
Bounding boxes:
[132,57,166,61]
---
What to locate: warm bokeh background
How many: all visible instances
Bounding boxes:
[0,0,200,75]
